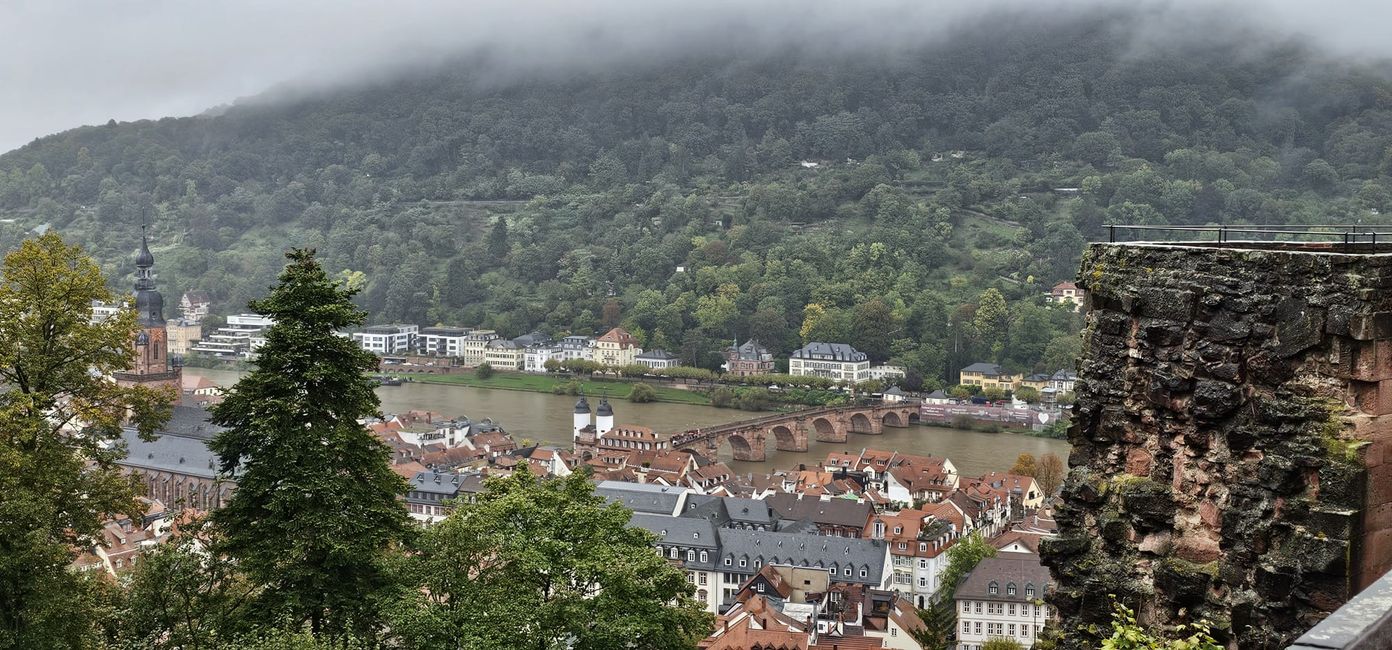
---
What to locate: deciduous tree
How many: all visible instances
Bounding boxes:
[0,233,173,649]
[1037,452,1067,496]
[390,469,713,649]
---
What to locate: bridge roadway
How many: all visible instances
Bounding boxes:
[668,403,921,462]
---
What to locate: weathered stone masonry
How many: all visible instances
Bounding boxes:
[1041,242,1392,649]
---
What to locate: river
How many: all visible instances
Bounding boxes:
[184,368,1069,476]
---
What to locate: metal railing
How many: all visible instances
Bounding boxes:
[1105,224,1392,248]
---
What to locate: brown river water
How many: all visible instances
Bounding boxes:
[185,368,1069,476]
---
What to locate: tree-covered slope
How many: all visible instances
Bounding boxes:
[3,12,1391,387]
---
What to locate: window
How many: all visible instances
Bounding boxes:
[669,547,678,559]
[988,581,998,595]
[687,550,695,562]
[962,622,970,636]
[919,577,927,587]
[891,628,897,637]
[962,601,970,613]
[1025,584,1035,599]
[699,573,707,586]
[843,567,851,576]
[1008,624,1016,636]
[975,602,982,614]
[700,551,708,562]
[974,622,982,635]
[1009,604,1016,616]
[725,557,731,566]
[739,558,747,568]
[919,558,928,569]
[1007,583,1017,596]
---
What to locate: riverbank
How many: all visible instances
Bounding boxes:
[408,371,712,405]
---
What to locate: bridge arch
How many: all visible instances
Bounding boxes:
[882,410,904,427]
[811,416,844,443]
[849,412,875,433]
[770,424,807,452]
[719,432,764,462]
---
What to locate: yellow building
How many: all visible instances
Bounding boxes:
[168,321,202,356]
[461,329,499,366]
[958,362,1021,391]
[595,327,641,367]
[483,339,524,370]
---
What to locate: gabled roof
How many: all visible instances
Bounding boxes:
[597,327,639,347]
[595,480,688,515]
[718,528,887,586]
[954,555,1051,602]
[118,428,221,479]
[727,339,772,360]
[766,493,873,528]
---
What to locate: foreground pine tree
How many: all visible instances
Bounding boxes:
[209,249,410,640]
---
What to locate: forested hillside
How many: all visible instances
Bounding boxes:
[3,11,1392,387]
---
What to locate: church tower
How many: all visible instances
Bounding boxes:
[113,229,181,391]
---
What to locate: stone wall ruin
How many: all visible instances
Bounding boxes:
[1041,242,1392,649]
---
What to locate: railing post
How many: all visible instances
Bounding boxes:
[1108,225,1115,243]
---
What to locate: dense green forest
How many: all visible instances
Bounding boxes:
[3,12,1392,387]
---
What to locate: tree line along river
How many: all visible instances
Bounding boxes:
[185,368,1069,476]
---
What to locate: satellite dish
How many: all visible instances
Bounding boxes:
[1038,413,1049,424]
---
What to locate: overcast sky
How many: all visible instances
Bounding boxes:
[1,0,1389,153]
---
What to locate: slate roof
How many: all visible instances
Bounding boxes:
[636,348,677,360]
[791,342,867,362]
[765,493,874,529]
[728,339,771,360]
[595,480,688,515]
[118,428,221,479]
[161,405,224,441]
[955,555,1051,603]
[717,528,888,586]
[408,470,462,497]
[682,495,775,527]
[960,362,1006,375]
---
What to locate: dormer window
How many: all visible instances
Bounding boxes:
[700,551,708,562]
[989,581,999,595]
[1025,584,1035,599]
[669,547,678,559]
[1007,583,1017,596]
[687,550,695,562]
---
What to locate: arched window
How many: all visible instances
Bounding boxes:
[1007,583,1017,596]
[700,551,708,562]
[669,547,678,559]
[988,581,999,595]
[687,550,695,562]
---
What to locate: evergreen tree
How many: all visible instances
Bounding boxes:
[0,233,173,649]
[208,249,410,641]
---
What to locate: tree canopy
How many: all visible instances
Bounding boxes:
[7,11,1392,384]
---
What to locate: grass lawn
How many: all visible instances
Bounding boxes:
[409,371,712,405]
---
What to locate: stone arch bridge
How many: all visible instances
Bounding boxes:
[669,404,920,462]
